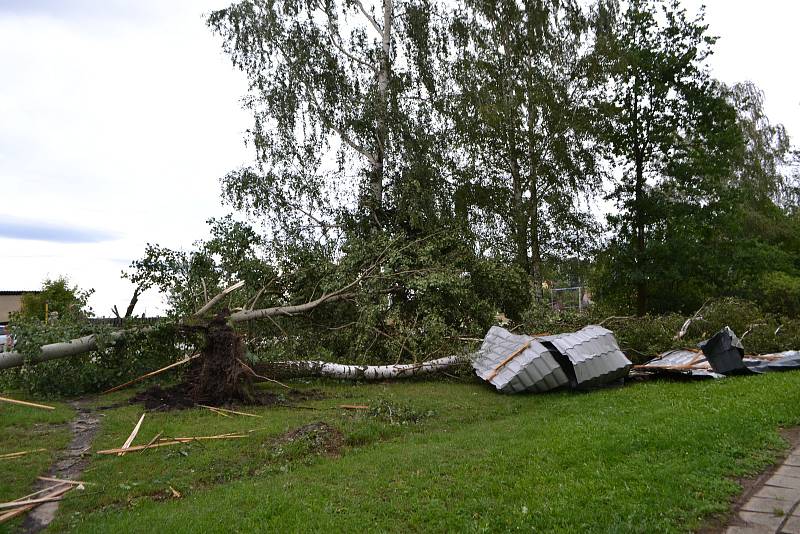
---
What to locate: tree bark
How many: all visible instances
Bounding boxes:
[369,0,392,227]
[256,354,469,380]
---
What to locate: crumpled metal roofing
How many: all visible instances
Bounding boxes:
[636,331,800,379]
[539,325,633,389]
[473,326,568,393]
[473,325,631,393]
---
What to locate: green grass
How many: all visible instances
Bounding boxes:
[6,373,800,533]
[0,392,73,531]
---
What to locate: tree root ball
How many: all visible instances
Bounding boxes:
[186,312,255,404]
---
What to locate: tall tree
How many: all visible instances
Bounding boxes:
[446,0,605,299]
[208,0,445,236]
[598,0,738,314]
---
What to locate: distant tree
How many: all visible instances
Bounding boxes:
[17,277,93,322]
[597,0,740,314]
[445,0,606,300]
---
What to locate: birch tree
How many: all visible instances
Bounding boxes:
[208,0,442,233]
[446,0,606,299]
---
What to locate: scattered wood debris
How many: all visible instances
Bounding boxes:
[197,404,262,418]
[0,482,78,523]
[339,404,370,410]
[118,413,146,456]
[96,433,247,455]
[0,396,55,410]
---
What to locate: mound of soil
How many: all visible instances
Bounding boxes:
[277,421,343,456]
[130,384,327,411]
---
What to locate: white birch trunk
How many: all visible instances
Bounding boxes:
[260,354,469,380]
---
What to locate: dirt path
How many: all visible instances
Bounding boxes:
[19,399,101,534]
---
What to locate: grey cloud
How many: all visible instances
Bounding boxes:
[0,218,119,243]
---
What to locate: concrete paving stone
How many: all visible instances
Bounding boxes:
[727,526,777,534]
[776,466,800,479]
[742,497,795,515]
[739,511,786,529]
[755,486,800,502]
[785,456,800,468]
[767,476,800,490]
[781,515,800,534]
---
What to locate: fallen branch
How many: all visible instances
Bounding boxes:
[0,396,55,410]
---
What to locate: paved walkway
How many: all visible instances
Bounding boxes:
[726,445,800,533]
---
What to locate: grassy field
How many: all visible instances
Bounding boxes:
[0,394,73,530]
[3,372,800,533]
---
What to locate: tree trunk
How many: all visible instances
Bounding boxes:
[370,0,393,227]
[509,157,530,273]
[255,354,469,380]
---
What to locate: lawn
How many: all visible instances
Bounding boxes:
[0,394,73,530]
[4,372,800,533]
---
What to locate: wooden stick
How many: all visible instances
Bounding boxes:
[201,405,230,417]
[97,435,247,455]
[0,495,67,510]
[118,413,146,456]
[7,483,70,504]
[487,341,531,381]
[0,448,47,459]
[0,485,73,523]
[197,405,262,418]
[100,354,199,395]
[37,476,92,486]
[339,404,370,410]
[0,396,55,410]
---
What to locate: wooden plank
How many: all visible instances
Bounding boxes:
[0,495,66,510]
[100,354,199,395]
[196,405,262,418]
[487,341,531,381]
[0,396,55,410]
[118,413,146,456]
[339,404,370,410]
[0,448,46,459]
[97,434,247,455]
[37,476,92,486]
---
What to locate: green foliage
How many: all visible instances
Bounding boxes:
[758,272,800,320]
[17,276,94,322]
[1,316,183,397]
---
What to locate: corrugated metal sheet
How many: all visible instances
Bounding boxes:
[473,325,631,393]
[539,325,632,388]
[473,326,569,393]
[638,348,800,379]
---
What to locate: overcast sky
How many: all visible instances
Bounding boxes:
[1,0,798,317]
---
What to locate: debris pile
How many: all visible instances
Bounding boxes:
[636,326,800,379]
[473,325,632,393]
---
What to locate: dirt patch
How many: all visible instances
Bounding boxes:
[699,426,800,533]
[20,399,101,534]
[275,421,344,457]
[130,384,326,411]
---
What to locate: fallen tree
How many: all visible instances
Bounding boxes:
[0,257,474,403]
[255,354,470,380]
